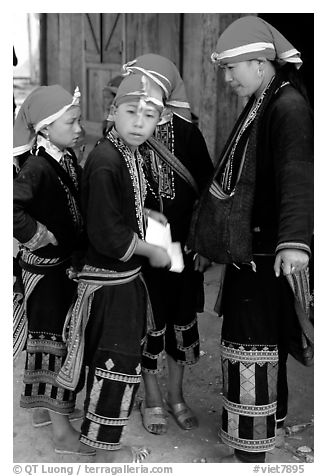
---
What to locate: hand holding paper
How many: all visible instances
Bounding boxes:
[145,216,184,273]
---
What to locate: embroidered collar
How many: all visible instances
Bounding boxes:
[36,135,71,163]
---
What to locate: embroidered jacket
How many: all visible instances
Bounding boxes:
[81,133,146,271]
[13,148,83,259]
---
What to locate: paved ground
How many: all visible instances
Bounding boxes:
[13,78,314,467]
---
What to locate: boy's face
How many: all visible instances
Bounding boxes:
[45,106,82,150]
[113,101,160,151]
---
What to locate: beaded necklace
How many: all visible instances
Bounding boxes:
[221,76,275,194]
[106,130,147,239]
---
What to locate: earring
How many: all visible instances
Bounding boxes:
[44,130,51,148]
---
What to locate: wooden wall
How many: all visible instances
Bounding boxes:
[44,13,246,163]
[125,13,181,66]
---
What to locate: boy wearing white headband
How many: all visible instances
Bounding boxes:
[57,73,171,462]
[13,85,91,456]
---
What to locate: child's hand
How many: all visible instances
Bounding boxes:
[148,246,171,269]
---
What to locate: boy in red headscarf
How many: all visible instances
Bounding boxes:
[57,73,171,462]
[13,85,91,456]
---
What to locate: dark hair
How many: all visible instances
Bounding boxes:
[274,62,311,105]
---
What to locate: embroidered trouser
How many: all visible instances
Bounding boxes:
[79,277,147,450]
[220,256,297,456]
[141,256,202,373]
[20,265,76,413]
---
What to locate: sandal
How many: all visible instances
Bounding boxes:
[139,400,168,435]
[167,401,198,430]
[55,445,95,456]
[131,446,151,463]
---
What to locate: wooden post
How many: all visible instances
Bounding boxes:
[199,13,246,164]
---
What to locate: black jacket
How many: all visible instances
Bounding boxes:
[252,83,313,255]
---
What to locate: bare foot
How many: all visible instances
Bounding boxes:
[54,429,95,456]
[33,408,84,428]
[95,446,151,463]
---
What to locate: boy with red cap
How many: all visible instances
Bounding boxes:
[57,73,171,462]
[13,85,91,456]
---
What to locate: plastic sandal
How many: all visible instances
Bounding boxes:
[55,445,96,456]
[33,408,84,428]
[167,401,198,430]
[139,400,168,435]
[131,446,151,463]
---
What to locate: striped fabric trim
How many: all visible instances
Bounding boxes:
[122,64,170,98]
[20,394,75,412]
[119,233,138,262]
[211,42,275,63]
[279,48,301,59]
[174,316,198,331]
[209,180,233,199]
[95,368,141,384]
[286,267,311,314]
[220,429,275,452]
[86,412,129,426]
[13,251,60,360]
[148,325,166,337]
[76,265,142,285]
[166,100,191,110]
[80,435,121,451]
[276,242,311,256]
[13,139,35,157]
[221,344,279,364]
[222,396,277,417]
[26,339,68,356]
[142,350,164,360]
[23,369,65,385]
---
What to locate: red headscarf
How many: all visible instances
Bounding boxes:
[13,85,81,157]
[211,16,302,69]
[122,53,192,122]
[114,72,164,111]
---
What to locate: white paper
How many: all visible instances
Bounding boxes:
[145,216,184,273]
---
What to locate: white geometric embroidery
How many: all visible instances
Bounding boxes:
[240,363,256,405]
[120,384,133,418]
[88,421,100,440]
[227,412,239,438]
[105,358,115,371]
[135,363,141,374]
[88,376,104,414]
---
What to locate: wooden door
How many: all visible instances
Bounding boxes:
[84,13,124,130]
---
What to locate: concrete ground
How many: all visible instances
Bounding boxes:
[13,265,314,465]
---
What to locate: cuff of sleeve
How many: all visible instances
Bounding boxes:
[275,242,311,256]
[119,233,138,262]
[23,221,48,251]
